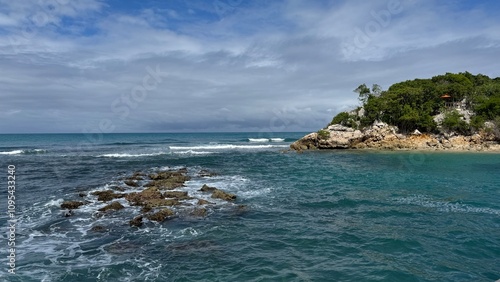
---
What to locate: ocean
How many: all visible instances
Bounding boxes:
[0,133,499,281]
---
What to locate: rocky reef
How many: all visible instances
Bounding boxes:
[291,122,500,152]
[60,168,242,229]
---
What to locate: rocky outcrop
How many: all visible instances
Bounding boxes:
[211,189,237,201]
[98,201,124,212]
[291,122,500,152]
[62,168,241,229]
[147,208,175,222]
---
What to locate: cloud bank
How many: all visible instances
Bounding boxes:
[1,0,499,133]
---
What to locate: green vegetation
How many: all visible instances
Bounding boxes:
[328,72,500,135]
[317,129,330,140]
[329,111,358,129]
[442,111,470,135]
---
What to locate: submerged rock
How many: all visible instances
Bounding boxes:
[147,208,175,222]
[128,171,145,181]
[90,225,107,232]
[197,199,214,205]
[198,169,217,177]
[98,201,125,212]
[190,208,208,217]
[129,215,143,227]
[61,201,85,209]
[124,180,139,187]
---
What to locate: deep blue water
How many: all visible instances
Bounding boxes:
[0,133,499,281]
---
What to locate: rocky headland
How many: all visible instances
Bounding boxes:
[291,122,500,152]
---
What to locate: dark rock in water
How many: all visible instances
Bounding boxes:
[198,170,217,177]
[78,192,87,198]
[163,191,192,200]
[200,184,217,192]
[146,170,191,190]
[114,186,126,192]
[63,210,74,217]
[124,180,139,187]
[197,199,214,205]
[90,225,107,232]
[126,187,181,208]
[234,204,248,216]
[147,208,174,222]
[61,201,85,209]
[98,201,124,212]
[177,167,188,174]
[166,240,218,254]
[128,171,145,181]
[211,189,236,201]
[144,199,180,208]
[126,187,159,204]
[129,215,143,227]
[92,190,125,202]
[190,208,207,217]
[141,206,152,213]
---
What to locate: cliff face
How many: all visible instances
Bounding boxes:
[290,122,500,152]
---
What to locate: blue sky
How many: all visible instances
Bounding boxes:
[1,0,500,133]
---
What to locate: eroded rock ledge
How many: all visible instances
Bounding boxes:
[291,122,500,152]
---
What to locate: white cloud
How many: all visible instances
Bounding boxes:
[0,0,499,133]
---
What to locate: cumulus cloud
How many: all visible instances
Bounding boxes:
[0,0,499,133]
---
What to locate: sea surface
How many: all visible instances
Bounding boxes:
[0,133,499,282]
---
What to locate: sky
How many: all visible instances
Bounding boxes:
[1,0,500,133]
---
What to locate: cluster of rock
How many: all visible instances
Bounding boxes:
[290,122,500,152]
[60,168,240,229]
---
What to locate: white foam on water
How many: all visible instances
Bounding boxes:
[170,144,288,150]
[248,138,269,142]
[44,198,64,207]
[270,138,285,142]
[173,150,214,155]
[97,152,167,158]
[0,149,23,155]
[397,195,500,215]
[174,227,201,239]
[0,149,47,155]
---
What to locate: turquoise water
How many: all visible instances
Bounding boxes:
[0,133,499,281]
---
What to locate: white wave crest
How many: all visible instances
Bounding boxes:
[0,150,23,155]
[270,138,285,142]
[98,152,166,158]
[0,149,47,155]
[248,138,269,142]
[173,150,214,155]
[170,144,288,150]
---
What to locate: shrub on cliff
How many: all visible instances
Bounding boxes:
[317,130,330,140]
[330,112,358,129]
[442,110,471,135]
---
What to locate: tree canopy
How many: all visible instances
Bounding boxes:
[330,72,500,134]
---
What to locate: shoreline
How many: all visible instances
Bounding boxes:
[290,123,500,153]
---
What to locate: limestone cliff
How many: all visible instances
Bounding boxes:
[291,122,500,152]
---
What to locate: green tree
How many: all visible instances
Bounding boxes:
[442,110,470,135]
